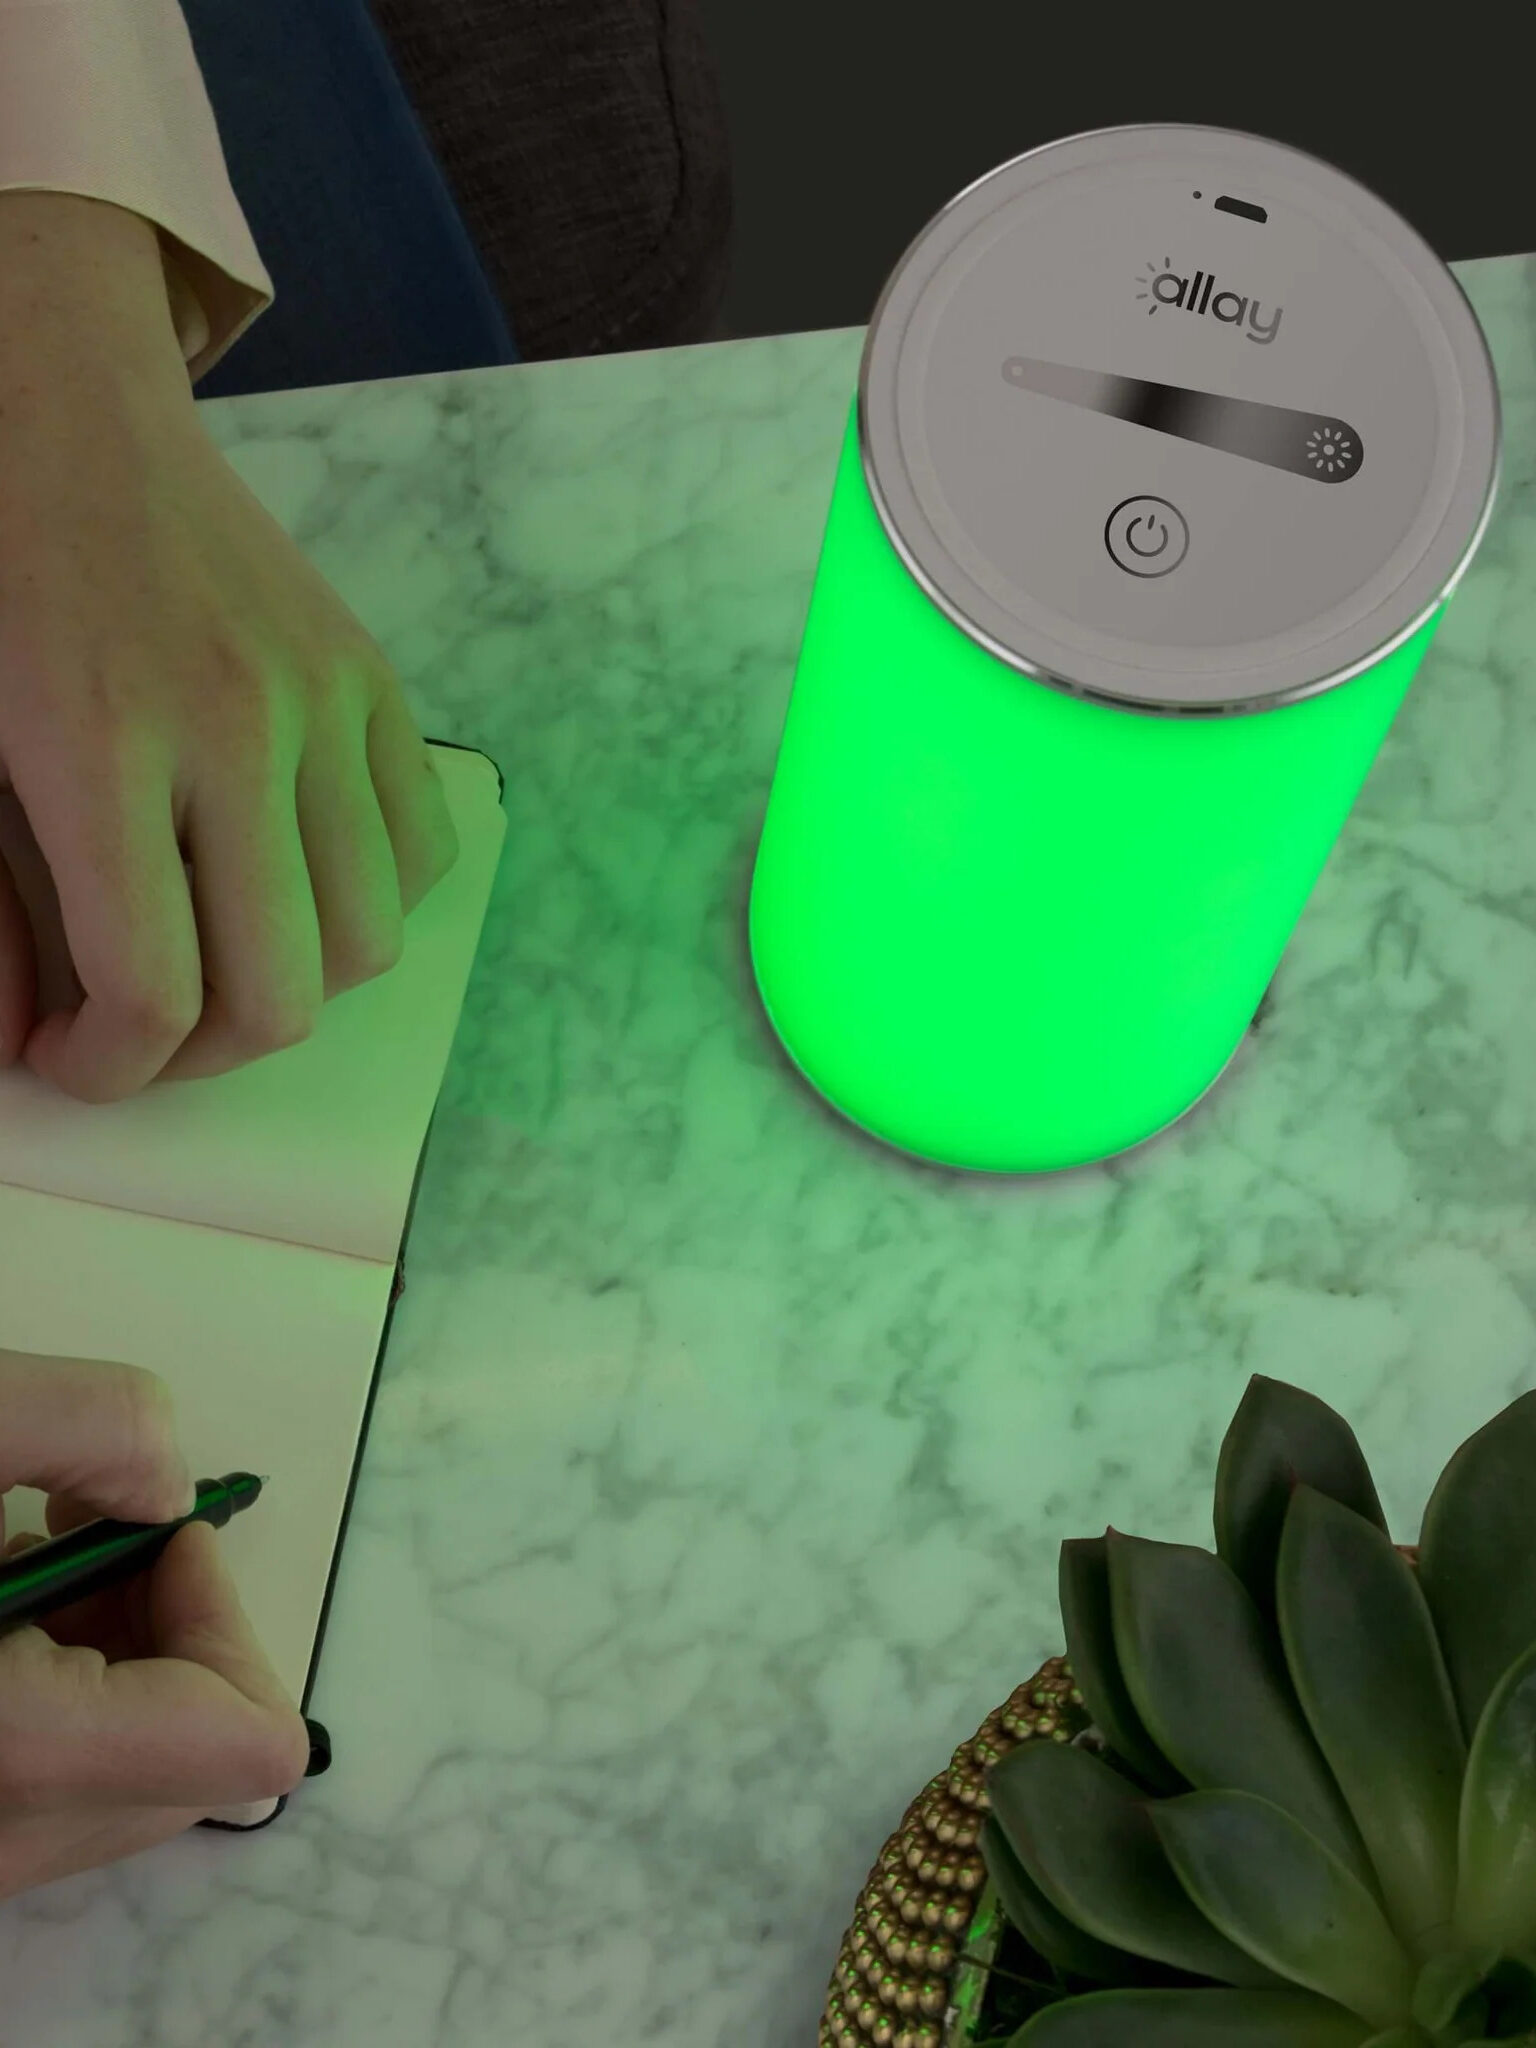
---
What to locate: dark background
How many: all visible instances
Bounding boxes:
[694,2,1532,342]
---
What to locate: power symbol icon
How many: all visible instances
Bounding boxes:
[1105,495,1190,577]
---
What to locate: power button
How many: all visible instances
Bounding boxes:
[1105,495,1189,577]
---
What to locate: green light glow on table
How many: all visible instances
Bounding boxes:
[749,397,1447,1174]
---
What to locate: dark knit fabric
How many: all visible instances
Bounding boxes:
[368,0,735,359]
[183,0,523,397]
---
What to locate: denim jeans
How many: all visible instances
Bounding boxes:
[178,0,520,398]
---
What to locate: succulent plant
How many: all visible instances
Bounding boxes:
[979,1374,1536,2047]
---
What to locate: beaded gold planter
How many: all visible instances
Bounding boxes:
[822,1537,1428,2048]
[818,1654,1091,2048]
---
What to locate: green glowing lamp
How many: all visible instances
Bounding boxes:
[749,124,1500,1173]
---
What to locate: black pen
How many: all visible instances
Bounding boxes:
[0,1473,265,1633]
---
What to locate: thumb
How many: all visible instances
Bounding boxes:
[0,1524,309,1812]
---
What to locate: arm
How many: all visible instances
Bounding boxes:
[0,0,273,379]
[0,12,459,1103]
[0,188,190,400]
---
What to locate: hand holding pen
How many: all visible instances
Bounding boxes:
[0,1348,310,1900]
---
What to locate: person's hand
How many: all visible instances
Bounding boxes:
[0,1347,310,1901]
[0,191,460,1104]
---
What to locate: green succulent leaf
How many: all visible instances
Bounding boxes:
[1276,1484,1465,1959]
[1409,1942,1500,2033]
[1059,1537,1185,1794]
[1106,1532,1372,1884]
[1150,1790,1417,2030]
[986,1740,1287,1988]
[1416,1389,1536,1740]
[1213,1376,1389,1625]
[981,1816,1157,1985]
[1011,1986,1376,2047]
[1353,2032,1433,2047]
[1454,1637,1536,1954]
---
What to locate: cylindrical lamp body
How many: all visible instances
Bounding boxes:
[751,398,1444,1171]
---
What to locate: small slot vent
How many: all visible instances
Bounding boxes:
[1215,195,1268,224]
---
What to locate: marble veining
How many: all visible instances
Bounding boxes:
[1,255,1534,2045]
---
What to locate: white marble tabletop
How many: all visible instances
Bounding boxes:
[2,254,1534,2047]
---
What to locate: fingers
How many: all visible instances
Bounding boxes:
[295,717,405,1001]
[0,1351,196,1525]
[11,754,202,1104]
[0,1523,309,1811]
[10,682,452,1100]
[154,767,323,1086]
[0,846,36,1066]
[0,1362,303,1805]
[367,699,459,915]
[0,1383,304,1814]
[151,697,450,1083]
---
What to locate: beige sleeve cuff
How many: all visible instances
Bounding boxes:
[0,0,275,381]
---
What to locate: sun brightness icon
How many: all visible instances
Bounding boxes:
[1304,422,1358,476]
[1134,258,1173,313]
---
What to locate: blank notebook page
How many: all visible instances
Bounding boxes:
[0,743,505,1824]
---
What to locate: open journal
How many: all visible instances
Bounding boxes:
[0,742,506,1827]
